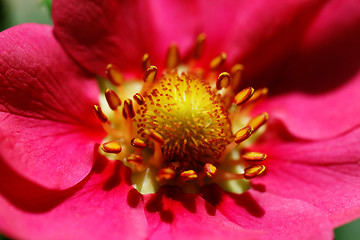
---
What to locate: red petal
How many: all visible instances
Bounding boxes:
[0,24,104,189]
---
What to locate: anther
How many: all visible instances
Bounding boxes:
[194,33,206,59]
[105,89,121,110]
[248,112,269,131]
[126,154,143,165]
[123,99,135,119]
[235,87,254,105]
[234,126,254,144]
[105,64,124,86]
[131,138,147,148]
[143,66,158,83]
[204,163,217,177]
[156,167,176,181]
[216,72,231,90]
[133,93,145,105]
[101,141,122,154]
[145,129,165,145]
[231,64,244,88]
[244,165,266,179]
[210,52,227,70]
[166,44,180,70]
[242,152,267,161]
[247,87,268,104]
[180,170,198,180]
[93,105,108,123]
[142,53,151,72]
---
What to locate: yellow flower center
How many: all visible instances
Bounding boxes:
[94,34,269,194]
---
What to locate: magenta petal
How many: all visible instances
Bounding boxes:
[52,0,199,76]
[143,186,262,240]
[254,71,360,140]
[0,24,104,189]
[0,158,148,240]
[202,186,333,240]
[252,125,360,227]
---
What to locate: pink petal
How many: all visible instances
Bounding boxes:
[0,24,104,189]
[143,186,262,240]
[201,185,333,240]
[253,71,360,140]
[52,0,200,76]
[0,157,148,240]
[251,123,360,227]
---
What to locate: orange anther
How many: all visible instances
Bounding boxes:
[231,64,244,87]
[216,72,231,90]
[244,165,266,179]
[142,53,151,72]
[105,89,121,110]
[143,66,158,83]
[180,170,198,180]
[156,167,176,181]
[248,112,269,131]
[93,105,108,123]
[234,87,254,105]
[210,52,226,70]
[194,33,206,59]
[247,87,268,104]
[234,126,254,144]
[105,64,124,86]
[242,152,267,161]
[131,138,147,148]
[204,163,217,177]
[145,129,165,145]
[123,99,135,119]
[166,44,180,70]
[126,154,143,165]
[133,93,145,105]
[101,141,122,154]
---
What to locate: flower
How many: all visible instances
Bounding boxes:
[1,0,360,239]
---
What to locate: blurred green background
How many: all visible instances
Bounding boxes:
[0,0,359,239]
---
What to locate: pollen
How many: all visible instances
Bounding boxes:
[95,34,269,194]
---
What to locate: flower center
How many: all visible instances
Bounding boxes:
[94,34,269,194]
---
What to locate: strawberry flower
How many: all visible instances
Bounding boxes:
[0,0,360,239]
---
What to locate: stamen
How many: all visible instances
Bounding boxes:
[216,72,231,90]
[156,167,176,181]
[93,105,108,123]
[204,163,217,177]
[101,141,122,154]
[131,138,147,148]
[142,53,151,72]
[105,64,124,86]
[246,87,268,104]
[244,165,266,179]
[194,33,206,59]
[234,126,254,144]
[242,152,267,161]
[248,112,269,131]
[105,89,121,110]
[126,154,143,165]
[124,99,135,119]
[133,93,145,105]
[180,170,198,180]
[210,52,227,70]
[145,129,165,145]
[166,44,180,70]
[231,64,244,88]
[235,87,254,105]
[143,66,158,83]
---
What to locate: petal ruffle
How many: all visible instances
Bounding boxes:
[0,24,103,189]
[201,185,333,240]
[143,186,262,240]
[52,0,200,76]
[251,123,360,227]
[0,157,148,240]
